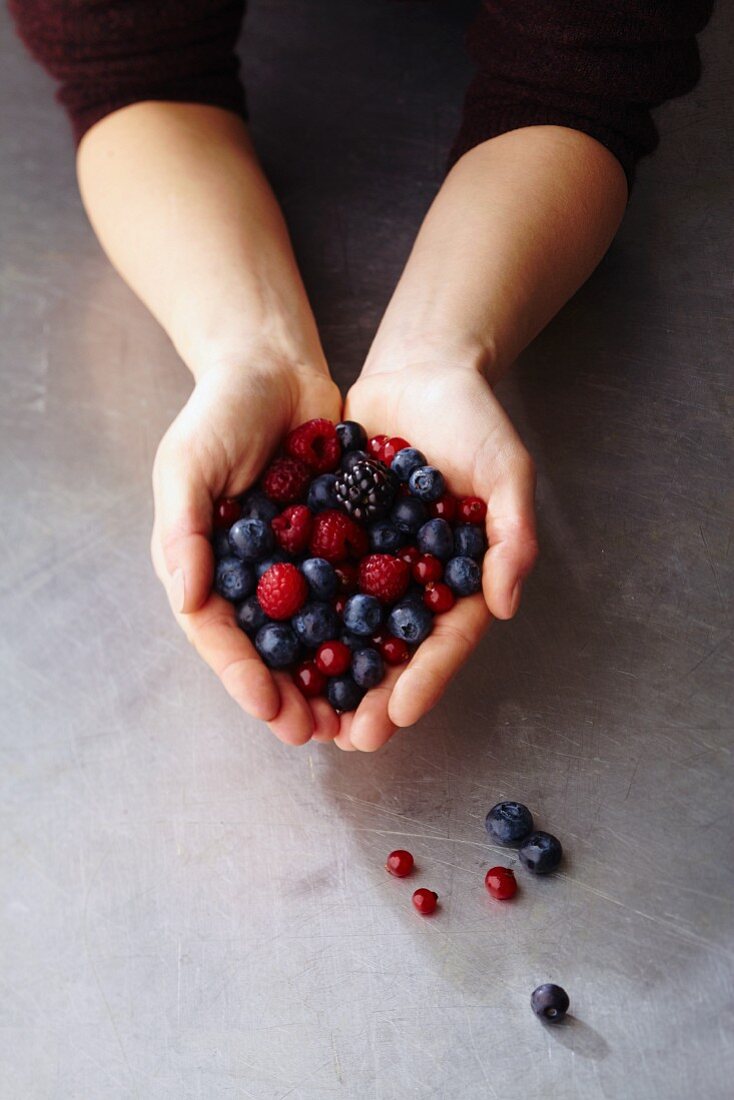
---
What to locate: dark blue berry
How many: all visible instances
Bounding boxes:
[235,594,269,637]
[212,529,232,559]
[351,647,385,689]
[444,555,482,595]
[391,496,428,535]
[390,447,426,482]
[336,421,368,453]
[214,556,255,602]
[340,629,365,652]
[387,599,433,645]
[417,518,454,561]
[307,473,339,513]
[369,520,405,553]
[300,557,337,600]
[485,801,534,846]
[519,832,563,874]
[228,517,274,562]
[255,622,301,669]
[341,449,369,473]
[453,524,487,561]
[408,465,445,502]
[255,550,289,579]
[327,674,364,713]
[531,984,569,1023]
[343,593,383,637]
[240,491,280,525]
[292,601,340,648]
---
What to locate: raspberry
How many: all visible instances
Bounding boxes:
[484,866,517,901]
[271,504,313,554]
[368,434,388,459]
[213,497,242,529]
[294,659,327,698]
[386,850,414,877]
[285,418,341,473]
[378,634,410,665]
[429,491,458,522]
[310,509,368,563]
[358,554,410,603]
[413,554,443,585]
[257,563,308,620]
[262,457,311,504]
[315,640,352,676]
[381,436,411,465]
[334,561,359,593]
[423,581,455,613]
[412,888,438,915]
[458,496,487,524]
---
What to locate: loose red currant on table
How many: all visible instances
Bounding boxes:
[458,496,488,524]
[413,554,443,585]
[271,504,313,554]
[334,561,359,593]
[429,491,457,522]
[485,866,518,900]
[358,554,410,603]
[310,509,369,563]
[256,563,308,620]
[315,640,352,676]
[381,436,411,466]
[379,635,410,665]
[262,457,311,504]
[368,434,389,459]
[285,418,341,473]
[412,888,438,915]
[423,581,455,613]
[213,497,242,529]
[386,850,414,877]
[294,659,327,698]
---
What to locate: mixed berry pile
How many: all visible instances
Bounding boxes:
[211,419,488,711]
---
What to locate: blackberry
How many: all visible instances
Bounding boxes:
[334,457,396,522]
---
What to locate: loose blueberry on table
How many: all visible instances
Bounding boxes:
[530,983,570,1023]
[484,801,535,846]
[210,418,487,712]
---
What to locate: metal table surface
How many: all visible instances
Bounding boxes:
[1,2,732,1098]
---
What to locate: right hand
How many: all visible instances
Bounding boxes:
[150,355,342,746]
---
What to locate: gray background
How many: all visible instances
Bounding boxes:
[1,1,732,1097]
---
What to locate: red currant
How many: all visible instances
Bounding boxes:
[423,581,455,613]
[315,640,352,677]
[380,635,410,665]
[386,850,414,877]
[484,866,517,900]
[382,436,411,465]
[368,434,389,459]
[413,554,443,585]
[429,491,457,522]
[458,496,487,524]
[293,660,327,698]
[398,545,420,566]
[334,596,347,616]
[412,888,438,915]
[334,561,359,593]
[213,497,242,529]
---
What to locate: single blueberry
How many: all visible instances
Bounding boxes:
[417,518,454,561]
[255,550,289,579]
[212,529,232,559]
[400,586,427,611]
[444,555,482,596]
[254,622,301,669]
[391,496,428,535]
[351,647,385,690]
[454,524,487,561]
[292,601,340,648]
[340,630,365,652]
[387,599,433,645]
[240,491,280,525]
[214,556,255,602]
[531,984,569,1023]
[327,674,364,713]
[307,473,339,513]
[369,520,405,554]
[519,832,563,874]
[485,801,534,846]
[390,447,427,483]
[228,517,275,562]
[300,557,337,600]
[341,449,370,473]
[408,465,446,503]
[343,593,383,636]
[235,594,269,637]
[336,420,368,453]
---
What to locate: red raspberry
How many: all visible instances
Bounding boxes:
[458,496,487,524]
[315,640,351,676]
[368,434,388,459]
[213,497,242,529]
[359,554,410,603]
[272,504,313,554]
[310,509,368,563]
[386,850,414,877]
[423,581,455,613]
[262,457,311,504]
[485,866,517,901]
[285,418,341,473]
[429,492,457,522]
[413,554,443,585]
[412,888,438,915]
[398,545,420,567]
[294,659,327,698]
[382,436,411,465]
[379,635,410,665]
[334,562,359,594]
[257,563,308,620]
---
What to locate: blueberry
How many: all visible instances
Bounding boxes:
[255,550,289,579]
[336,420,368,453]
[444,555,482,595]
[453,524,487,561]
[351,647,385,689]
[519,832,563,874]
[307,473,339,513]
[391,496,428,535]
[340,629,365,652]
[292,601,340,648]
[531,984,569,1023]
[228,517,274,562]
[390,447,427,483]
[300,557,337,600]
[235,594,269,637]
[212,529,232,559]
[214,556,255,602]
[417,518,454,561]
[254,622,301,669]
[341,449,369,473]
[408,465,445,502]
[240,491,280,525]
[485,801,534,846]
[327,674,364,713]
[387,599,433,645]
[343,593,383,636]
[369,520,405,553]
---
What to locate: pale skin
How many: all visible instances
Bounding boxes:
[77,102,627,751]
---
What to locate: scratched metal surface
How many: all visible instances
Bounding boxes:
[1,1,733,1098]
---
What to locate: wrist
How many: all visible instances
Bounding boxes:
[181,325,330,386]
[362,330,502,386]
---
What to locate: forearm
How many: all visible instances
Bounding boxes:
[77,102,325,380]
[366,125,628,380]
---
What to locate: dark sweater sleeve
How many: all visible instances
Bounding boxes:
[450,1,715,188]
[8,0,248,146]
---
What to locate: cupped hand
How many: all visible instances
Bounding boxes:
[339,360,538,752]
[151,357,342,747]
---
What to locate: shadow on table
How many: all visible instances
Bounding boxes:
[544,1016,611,1061]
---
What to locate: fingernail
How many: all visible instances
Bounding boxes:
[169,568,185,614]
[509,580,523,617]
